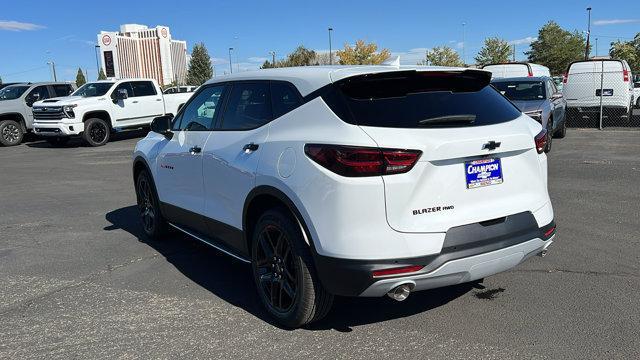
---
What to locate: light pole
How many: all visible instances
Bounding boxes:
[328,27,333,65]
[47,61,57,81]
[94,45,100,78]
[461,22,466,66]
[228,47,234,74]
[585,7,592,60]
[595,38,598,57]
[269,51,276,66]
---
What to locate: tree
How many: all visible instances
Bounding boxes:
[337,40,390,65]
[186,42,213,86]
[475,37,512,66]
[609,33,640,72]
[97,68,107,80]
[419,46,464,67]
[260,46,317,68]
[526,21,586,75]
[75,68,86,87]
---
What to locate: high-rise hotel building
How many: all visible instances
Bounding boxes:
[97,24,188,86]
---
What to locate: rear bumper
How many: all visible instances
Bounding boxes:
[33,122,83,136]
[313,212,555,297]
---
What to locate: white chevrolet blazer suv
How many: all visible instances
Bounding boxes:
[132,66,556,327]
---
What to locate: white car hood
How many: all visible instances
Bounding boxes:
[34,96,104,107]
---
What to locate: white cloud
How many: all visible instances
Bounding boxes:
[0,20,45,31]
[210,57,228,66]
[509,36,537,45]
[593,19,640,26]
[456,42,464,49]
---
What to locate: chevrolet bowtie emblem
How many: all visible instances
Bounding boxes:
[482,141,501,151]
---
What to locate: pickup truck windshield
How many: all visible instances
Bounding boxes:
[492,80,546,101]
[0,85,29,100]
[72,82,115,97]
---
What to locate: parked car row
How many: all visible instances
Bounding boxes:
[0,79,192,147]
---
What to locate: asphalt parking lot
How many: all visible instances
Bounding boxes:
[0,129,638,359]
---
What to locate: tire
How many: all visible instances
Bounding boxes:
[82,118,110,147]
[251,207,333,328]
[0,119,24,147]
[544,118,553,153]
[553,118,567,139]
[46,137,70,147]
[135,169,168,241]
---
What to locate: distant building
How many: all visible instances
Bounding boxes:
[97,24,188,86]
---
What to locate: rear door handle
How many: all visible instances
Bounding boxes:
[156,98,162,101]
[189,146,202,154]
[243,143,259,153]
[132,100,139,104]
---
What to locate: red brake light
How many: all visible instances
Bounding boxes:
[623,69,629,82]
[528,69,534,77]
[543,225,556,238]
[304,144,422,177]
[372,265,424,278]
[563,73,568,84]
[535,129,548,154]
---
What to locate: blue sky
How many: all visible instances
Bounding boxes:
[1,0,639,82]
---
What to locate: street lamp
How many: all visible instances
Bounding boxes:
[328,27,333,65]
[461,22,466,66]
[269,51,276,66]
[47,61,57,81]
[585,7,592,60]
[228,47,234,74]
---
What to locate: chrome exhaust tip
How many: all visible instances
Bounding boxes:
[387,283,414,302]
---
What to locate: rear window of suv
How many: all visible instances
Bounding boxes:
[323,70,521,128]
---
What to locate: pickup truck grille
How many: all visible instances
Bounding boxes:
[33,107,65,121]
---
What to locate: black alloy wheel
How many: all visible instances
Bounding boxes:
[135,170,167,240]
[254,224,298,313]
[89,122,107,144]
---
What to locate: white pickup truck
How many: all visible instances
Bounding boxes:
[32,78,191,146]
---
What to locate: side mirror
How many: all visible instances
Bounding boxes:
[150,115,174,139]
[113,89,129,102]
[26,93,40,107]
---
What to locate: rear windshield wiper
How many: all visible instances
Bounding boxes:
[418,114,476,126]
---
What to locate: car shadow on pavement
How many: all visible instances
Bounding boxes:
[105,205,473,332]
[25,128,149,148]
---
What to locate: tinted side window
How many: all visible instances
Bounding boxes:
[131,81,157,97]
[164,88,175,94]
[271,82,302,118]
[220,82,272,130]
[112,82,134,98]
[53,84,73,97]
[174,85,225,131]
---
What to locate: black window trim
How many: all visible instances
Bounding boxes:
[172,82,229,132]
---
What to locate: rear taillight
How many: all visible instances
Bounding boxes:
[623,69,629,82]
[372,265,424,278]
[534,129,548,154]
[528,69,534,77]
[562,73,568,84]
[304,144,422,177]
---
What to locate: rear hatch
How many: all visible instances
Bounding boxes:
[329,69,548,233]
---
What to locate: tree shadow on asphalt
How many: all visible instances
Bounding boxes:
[105,205,473,332]
[25,128,149,148]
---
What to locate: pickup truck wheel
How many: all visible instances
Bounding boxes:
[82,118,110,147]
[0,120,24,147]
[135,169,167,240]
[251,208,333,328]
[46,137,70,147]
